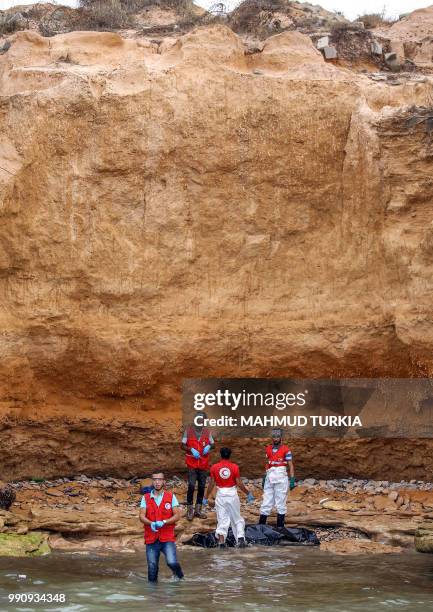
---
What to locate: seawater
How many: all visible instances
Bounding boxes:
[0,547,432,611]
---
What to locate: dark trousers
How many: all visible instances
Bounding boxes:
[187,468,207,505]
[146,540,184,583]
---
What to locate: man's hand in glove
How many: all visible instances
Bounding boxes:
[191,448,201,459]
[202,445,211,456]
[290,477,296,490]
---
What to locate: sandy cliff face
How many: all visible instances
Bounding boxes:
[1,25,433,480]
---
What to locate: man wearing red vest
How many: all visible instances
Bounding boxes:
[259,428,295,528]
[204,447,255,548]
[181,412,215,521]
[139,472,184,583]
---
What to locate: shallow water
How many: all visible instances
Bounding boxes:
[1,547,432,611]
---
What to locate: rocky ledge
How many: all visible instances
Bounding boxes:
[414,518,433,553]
[1,476,432,556]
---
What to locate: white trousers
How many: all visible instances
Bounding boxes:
[260,470,288,515]
[215,486,245,542]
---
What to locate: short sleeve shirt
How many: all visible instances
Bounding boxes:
[140,490,179,511]
[210,460,240,488]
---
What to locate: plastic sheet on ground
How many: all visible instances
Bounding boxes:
[185,524,320,548]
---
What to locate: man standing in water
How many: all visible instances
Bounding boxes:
[181,411,215,520]
[139,472,184,583]
[259,428,295,528]
[203,447,255,548]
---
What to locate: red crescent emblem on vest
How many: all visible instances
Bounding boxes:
[164,502,171,510]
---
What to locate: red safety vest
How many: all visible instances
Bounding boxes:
[143,491,176,544]
[265,444,291,470]
[185,426,211,470]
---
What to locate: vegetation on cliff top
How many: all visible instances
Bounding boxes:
[0,0,352,37]
[0,0,203,35]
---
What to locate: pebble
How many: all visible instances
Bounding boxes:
[303,478,317,486]
[7,476,433,497]
[314,526,367,542]
[99,480,113,488]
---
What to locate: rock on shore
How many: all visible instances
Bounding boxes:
[415,519,433,553]
[0,532,49,557]
[0,476,431,556]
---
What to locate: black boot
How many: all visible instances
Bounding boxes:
[194,503,206,518]
[258,514,267,525]
[238,537,246,548]
[277,513,285,528]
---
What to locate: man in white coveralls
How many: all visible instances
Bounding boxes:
[203,447,255,548]
[259,428,295,528]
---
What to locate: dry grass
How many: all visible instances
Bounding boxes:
[228,0,290,36]
[76,0,196,31]
[77,0,130,30]
[357,12,397,29]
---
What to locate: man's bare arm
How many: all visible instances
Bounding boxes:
[205,477,216,500]
[139,508,152,525]
[236,477,249,495]
[288,460,294,478]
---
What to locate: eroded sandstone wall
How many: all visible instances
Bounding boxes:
[1,26,433,480]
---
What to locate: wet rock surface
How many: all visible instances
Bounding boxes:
[415,518,433,553]
[0,482,16,510]
[1,476,431,556]
[0,531,50,557]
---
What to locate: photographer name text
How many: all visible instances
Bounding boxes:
[194,414,362,428]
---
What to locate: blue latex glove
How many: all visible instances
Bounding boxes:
[202,444,211,456]
[202,498,208,506]
[150,522,159,532]
[246,492,255,504]
[290,477,296,490]
[155,520,165,528]
[191,448,201,459]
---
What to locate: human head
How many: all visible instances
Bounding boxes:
[151,472,165,491]
[271,428,283,445]
[193,411,207,429]
[220,447,232,460]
